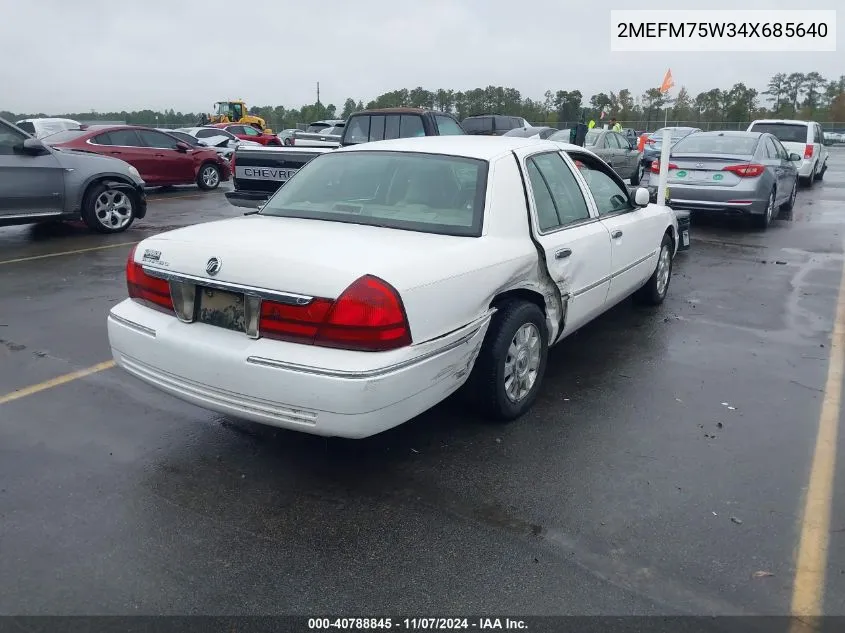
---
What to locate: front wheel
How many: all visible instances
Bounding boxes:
[467,301,549,422]
[81,183,136,234]
[283,137,292,146]
[197,163,220,190]
[635,233,673,305]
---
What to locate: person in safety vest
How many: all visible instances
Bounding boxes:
[587,119,596,130]
[610,117,622,132]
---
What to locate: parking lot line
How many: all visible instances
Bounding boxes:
[0,360,115,406]
[790,256,845,618]
[0,241,136,266]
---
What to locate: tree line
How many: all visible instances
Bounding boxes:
[4,71,844,132]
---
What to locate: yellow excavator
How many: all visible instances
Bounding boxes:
[198,100,272,134]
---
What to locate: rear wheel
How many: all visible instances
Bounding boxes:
[467,301,549,422]
[781,177,798,212]
[283,137,292,146]
[815,162,826,181]
[197,163,220,190]
[752,188,776,230]
[81,183,136,234]
[630,161,644,186]
[635,233,673,305]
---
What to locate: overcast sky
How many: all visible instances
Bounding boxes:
[2,0,841,114]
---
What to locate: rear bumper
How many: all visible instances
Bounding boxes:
[664,183,767,215]
[107,299,490,439]
[797,159,815,178]
[225,190,271,207]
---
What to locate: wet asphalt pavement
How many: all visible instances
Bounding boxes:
[2,153,845,616]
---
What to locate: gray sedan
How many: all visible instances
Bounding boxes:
[549,127,645,184]
[657,130,800,229]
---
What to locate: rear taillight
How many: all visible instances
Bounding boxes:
[804,144,814,159]
[125,245,174,314]
[722,163,765,178]
[650,160,678,173]
[231,151,236,170]
[258,275,412,351]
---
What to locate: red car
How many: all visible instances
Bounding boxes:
[208,123,281,146]
[45,125,231,190]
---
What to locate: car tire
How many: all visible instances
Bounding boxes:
[283,138,292,146]
[196,163,220,190]
[630,161,644,186]
[752,188,776,230]
[81,182,136,234]
[815,162,826,181]
[782,177,798,212]
[635,232,673,306]
[468,300,549,422]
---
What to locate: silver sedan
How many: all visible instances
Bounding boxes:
[655,130,800,229]
[549,128,644,184]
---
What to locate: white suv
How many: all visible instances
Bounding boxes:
[747,119,829,186]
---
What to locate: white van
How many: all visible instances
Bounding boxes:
[747,119,829,186]
[14,118,81,139]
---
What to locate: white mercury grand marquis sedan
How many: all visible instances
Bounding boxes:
[107,136,679,438]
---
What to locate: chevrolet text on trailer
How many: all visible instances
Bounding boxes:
[107,136,679,439]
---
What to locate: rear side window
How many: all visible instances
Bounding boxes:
[526,152,591,231]
[814,125,823,143]
[435,115,464,136]
[398,115,424,138]
[196,128,220,139]
[369,115,386,141]
[96,129,143,146]
[461,117,494,134]
[748,122,808,144]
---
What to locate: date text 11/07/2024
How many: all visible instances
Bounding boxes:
[307,618,528,630]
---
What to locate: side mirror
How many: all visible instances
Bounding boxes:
[789,153,802,162]
[174,142,190,152]
[20,137,49,155]
[197,140,208,147]
[633,187,650,207]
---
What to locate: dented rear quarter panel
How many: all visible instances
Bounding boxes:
[399,153,563,347]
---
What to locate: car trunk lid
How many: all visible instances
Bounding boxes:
[136,215,477,299]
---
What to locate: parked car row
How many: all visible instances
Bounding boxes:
[0,117,235,233]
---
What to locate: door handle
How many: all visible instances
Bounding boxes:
[611,230,623,239]
[109,151,122,155]
[555,248,572,259]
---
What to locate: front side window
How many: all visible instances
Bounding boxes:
[139,130,178,149]
[526,152,591,231]
[569,152,632,216]
[435,115,464,136]
[262,151,488,237]
[0,121,27,155]
[196,128,219,139]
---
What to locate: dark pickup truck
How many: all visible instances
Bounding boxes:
[225,108,466,207]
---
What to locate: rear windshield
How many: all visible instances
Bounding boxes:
[461,117,494,133]
[343,114,424,144]
[42,129,88,143]
[651,128,695,142]
[672,134,759,155]
[748,122,808,144]
[16,121,35,134]
[261,151,488,237]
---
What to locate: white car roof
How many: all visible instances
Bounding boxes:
[335,136,589,161]
[750,119,814,126]
[17,117,79,124]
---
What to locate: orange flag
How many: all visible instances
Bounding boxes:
[660,69,674,94]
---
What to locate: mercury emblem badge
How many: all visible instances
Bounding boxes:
[206,257,222,276]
